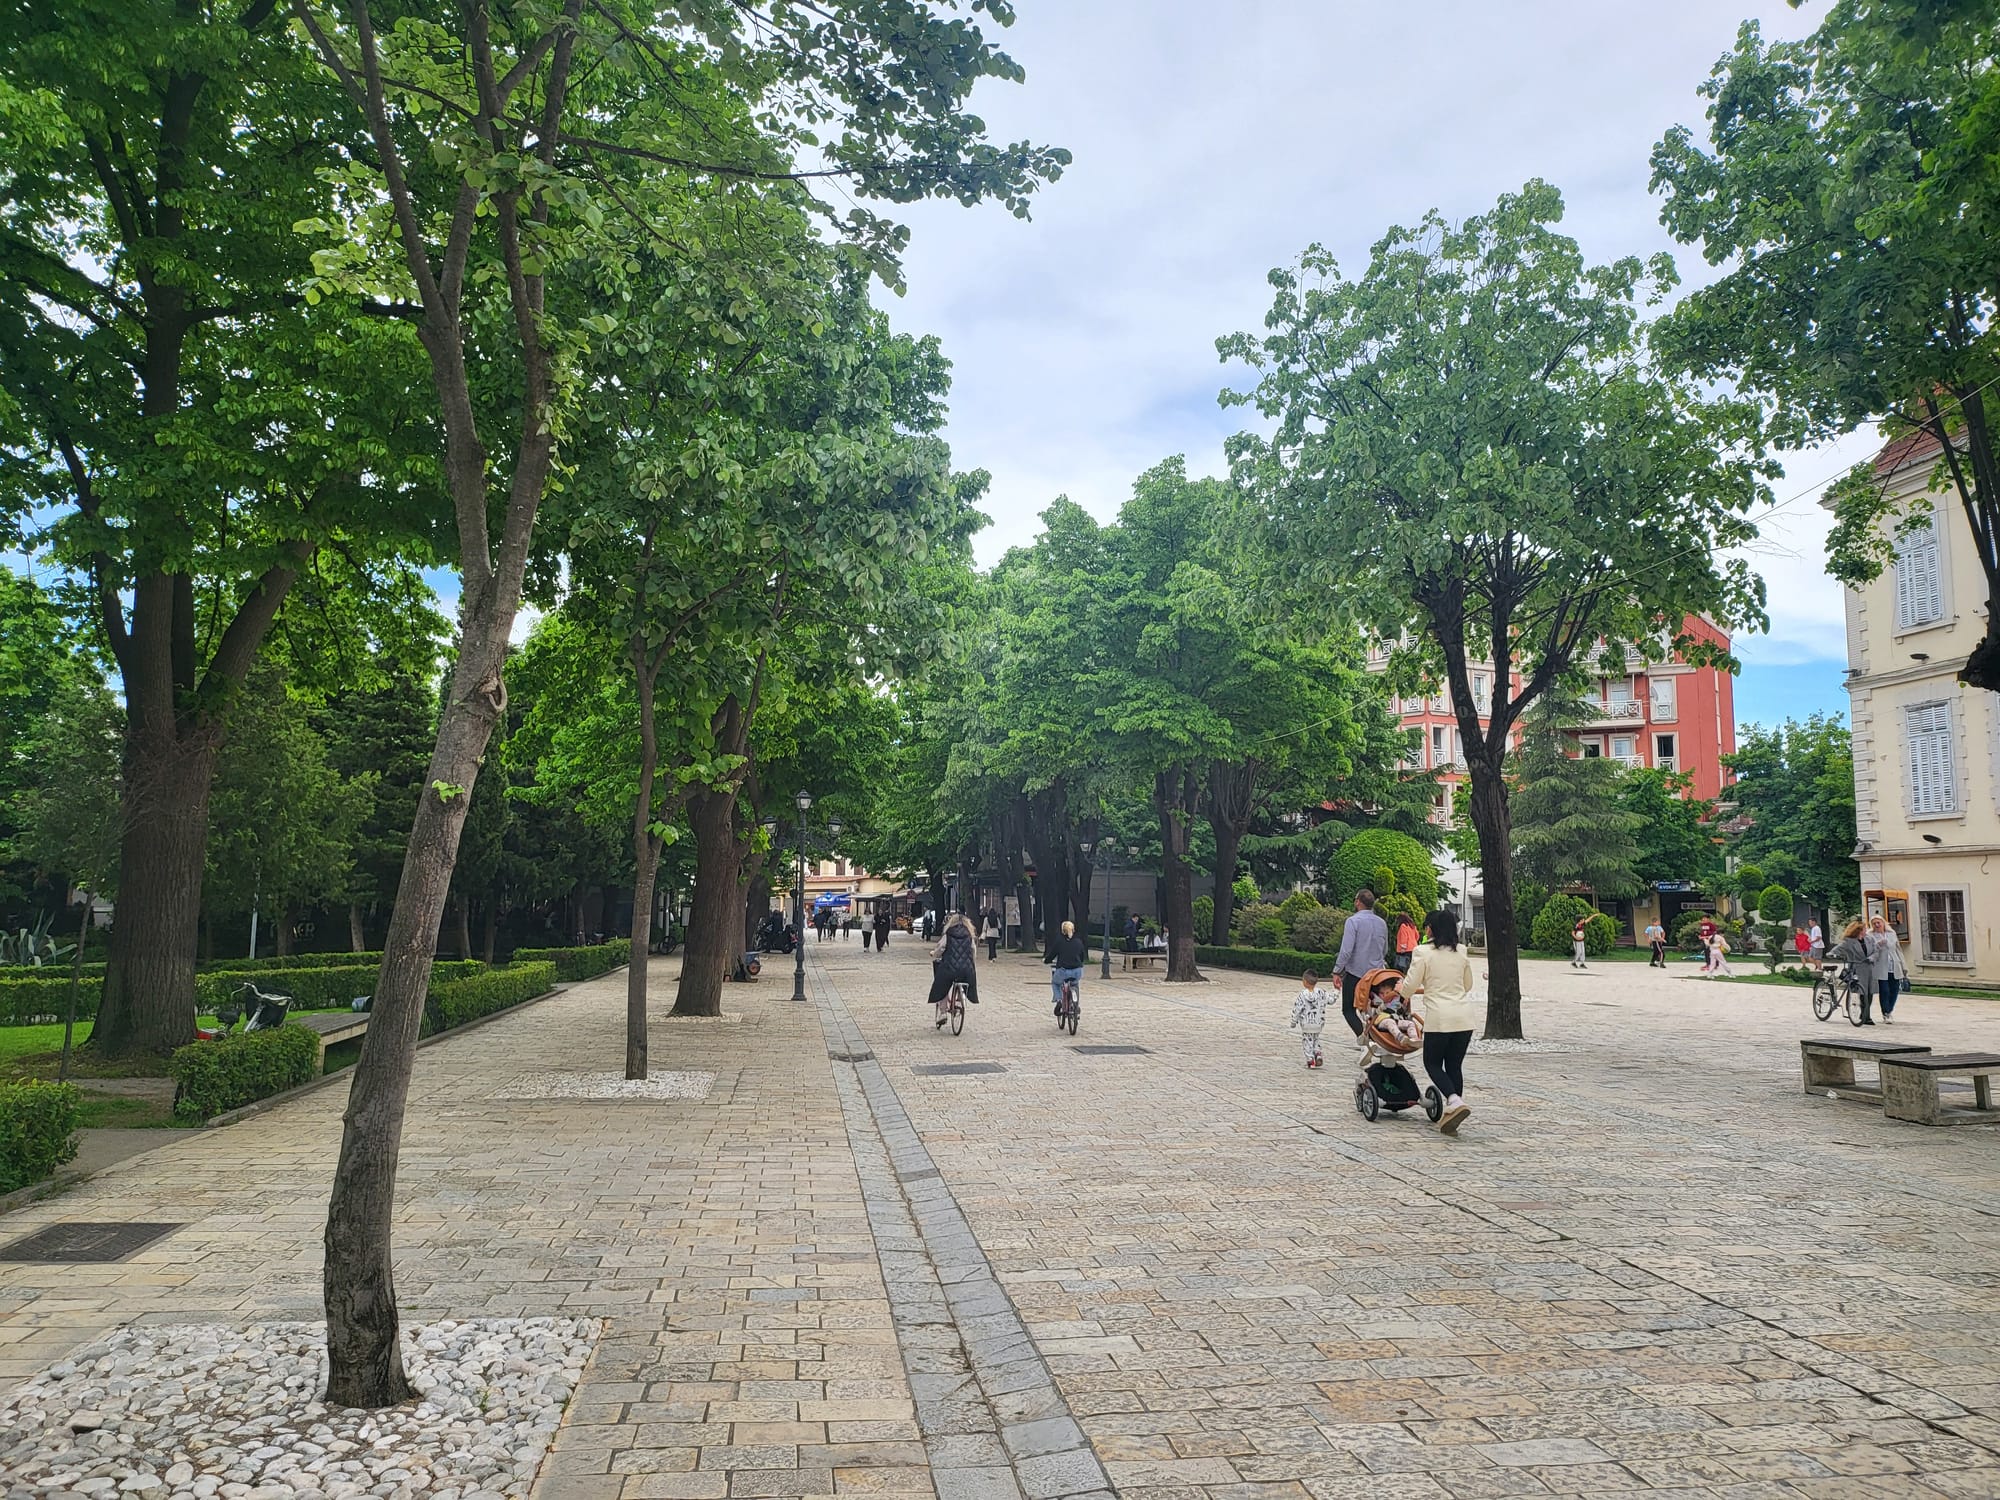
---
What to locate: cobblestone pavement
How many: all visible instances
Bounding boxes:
[0,944,1996,1500]
[822,942,2000,1500]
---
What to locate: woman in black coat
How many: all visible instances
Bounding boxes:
[928,911,980,1004]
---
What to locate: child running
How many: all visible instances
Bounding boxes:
[1291,969,1329,1068]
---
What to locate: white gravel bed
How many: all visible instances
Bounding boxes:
[0,1316,599,1499]
[493,1069,715,1100]
[1468,1038,1579,1055]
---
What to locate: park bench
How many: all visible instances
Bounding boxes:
[299,1011,369,1075]
[1121,951,1167,973]
[1879,1051,2000,1126]
[1799,1036,1931,1103]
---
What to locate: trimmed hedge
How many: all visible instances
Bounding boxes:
[197,959,487,1013]
[1195,944,1341,978]
[200,951,386,974]
[169,1023,320,1123]
[0,1080,83,1193]
[0,961,107,982]
[0,974,102,1026]
[509,940,629,983]
[430,962,557,1032]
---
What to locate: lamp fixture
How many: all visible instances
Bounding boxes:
[762,819,778,839]
[1911,652,1931,662]
[1923,833,1943,845]
[795,789,813,812]
[828,816,843,839]
[1078,837,1096,860]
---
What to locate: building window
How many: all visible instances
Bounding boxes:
[1895,510,1945,630]
[1654,733,1677,772]
[1606,677,1636,711]
[1919,889,1969,964]
[1472,672,1491,712]
[1611,734,1638,765]
[1579,738,1603,758]
[1430,725,1454,767]
[1905,700,1958,815]
[1649,676,1677,723]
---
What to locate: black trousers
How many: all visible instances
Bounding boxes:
[985,937,998,959]
[1423,1029,1472,1098]
[1340,970,1365,1035]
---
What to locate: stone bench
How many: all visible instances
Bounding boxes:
[1121,951,1167,972]
[299,1011,369,1075]
[1880,1051,2000,1126]
[1800,1036,1931,1103]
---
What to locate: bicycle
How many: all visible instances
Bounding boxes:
[1811,964,1868,1027]
[1054,975,1079,1036]
[934,980,967,1036]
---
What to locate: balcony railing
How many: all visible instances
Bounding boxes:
[1584,701,1646,727]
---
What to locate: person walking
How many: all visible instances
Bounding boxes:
[1335,889,1389,1035]
[1793,926,1811,965]
[874,904,892,953]
[1122,913,1139,954]
[1867,914,1907,1023]
[1644,917,1667,968]
[1406,909,1476,1135]
[1291,969,1329,1069]
[980,908,1001,960]
[1828,920,1876,1023]
[1392,914,1419,974]
[1808,919,1825,967]
[1707,929,1735,978]
[1570,915,1590,970]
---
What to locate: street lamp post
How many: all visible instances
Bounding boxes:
[787,791,841,1003]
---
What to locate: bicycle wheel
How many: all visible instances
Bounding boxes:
[1811,976,1838,1022]
[951,998,965,1036]
[1844,982,1865,1027]
[1065,1003,1078,1036]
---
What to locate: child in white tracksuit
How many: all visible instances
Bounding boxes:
[1291,970,1329,1068]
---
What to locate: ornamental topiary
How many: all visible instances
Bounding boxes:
[1191,895,1215,943]
[1757,883,1795,924]
[1327,829,1440,913]
[1530,893,1616,956]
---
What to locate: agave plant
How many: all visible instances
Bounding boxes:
[0,911,77,967]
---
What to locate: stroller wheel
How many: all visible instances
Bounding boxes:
[1354,1081,1379,1122]
[1423,1086,1444,1124]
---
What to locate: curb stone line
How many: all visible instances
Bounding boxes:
[805,955,1114,1500]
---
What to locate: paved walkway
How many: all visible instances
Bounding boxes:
[0,943,1995,1500]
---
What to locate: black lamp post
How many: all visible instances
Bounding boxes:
[1083,839,1118,979]
[788,791,841,1003]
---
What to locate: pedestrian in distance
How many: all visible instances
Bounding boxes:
[874,904,892,952]
[1123,912,1139,954]
[1808,919,1825,967]
[1644,916,1667,968]
[1049,920,1087,1015]
[1392,913,1419,974]
[1827,920,1876,1023]
[980,908,1000,960]
[1406,908,1476,1135]
[1867,914,1907,1023]
[1291,968,1329,1069]
[1571,915,1590,970]
[1336,888,1389,1035]
[1705,929,1734,978]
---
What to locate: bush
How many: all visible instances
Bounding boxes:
[1230,901,1283,947]
[1275,891,1321,924]
[0,974,102,1027]
[1529,894,1617,957]
[196,959,487,1014]
[1289,905,1347,954]
[509,940,629,982]
[0,1080,83,1193]
[200,951,386,974]
[430,961,556,1032]
[169,1024,319,1123]
[0,961,106,982]
[1671,910,1742,949]
[1757,883,1795,923]
[1194,944,1340,978]
[1515,883,1551,937]
[1232,874,1259,905]
[1191,895,1214,944]
[1328,829,1439,913]
[1736,864,1765,893]
[1250,915,1289,948]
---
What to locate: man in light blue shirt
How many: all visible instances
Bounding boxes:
[1335,888,1388,1035]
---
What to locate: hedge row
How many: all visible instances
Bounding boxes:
[200,951,386,974]
[1194,944,1341,979]
[195,959,487,1013]
[509,940,628,983]
[430,962,557,1032]
[0,1080,83,1193]
[169,1024,319,1123]
[0,975,101,1026]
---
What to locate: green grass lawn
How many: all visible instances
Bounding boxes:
[1704,969,2000,1002]
[1,1010,355,1084]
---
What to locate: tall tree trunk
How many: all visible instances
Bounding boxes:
[625,667,664,1079]
[1207,759,1257,945]
[452,896,472,961]
[1155,766,1205,983]
[481,901,497,966]
[276,904,295,957]
[675,784,742,1019]
[1025,784,1067,957]
[349,903,367,953]
[743,854,772,951]
[1066,827,1094,953]
[1465,751,1523,1039]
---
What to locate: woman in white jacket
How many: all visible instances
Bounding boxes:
[1404,909,1478,1135]
[1866,915,1908,1022]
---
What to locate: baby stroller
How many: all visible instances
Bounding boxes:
[1352,967,1446,1124]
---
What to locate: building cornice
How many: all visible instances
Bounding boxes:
[1844,657,1970,693]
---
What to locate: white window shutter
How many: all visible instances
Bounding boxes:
[1906,702,1957,814]
[1895,515,1943,628]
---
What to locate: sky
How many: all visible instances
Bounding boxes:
[878,0,1877,730]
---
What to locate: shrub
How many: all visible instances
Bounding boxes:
[509,940,629,983]
[1275,891,1321,924]
[1232,874,1259,905]
[1515,883,1552,936]
[0,1080,83,1193]
[1372,865,1399,898]
[0,974,102,1027]
[430,962,556,1032]
[1757,883,1795,923]
[1191,895,1215,944]
[196,960,487,1014]
[1328,829,1439,913]
[0,961,106,982]
[1736,864,1765,893]
[1672,910,1742,948]
[200,951,386,974]
[1529,894,1617,957]
[1289,905,1347,954]
[1250,915,1289,949]
[169,1024,319,1123]
[1194,944,1340,978]
[1230,901,1284,947]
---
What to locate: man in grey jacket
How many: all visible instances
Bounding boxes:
[1336,889,1388,1035]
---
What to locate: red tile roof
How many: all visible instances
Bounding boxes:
[1874,427,1944,476]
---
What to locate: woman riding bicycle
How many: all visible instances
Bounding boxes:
[928,910,981,1011]
[1050,920,1086,1016]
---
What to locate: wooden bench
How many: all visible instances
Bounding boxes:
[1879,1051,2000,1126]
[1799,1037,1931,1102]
[1121,951,1167,972]
[299,1011,369,1075]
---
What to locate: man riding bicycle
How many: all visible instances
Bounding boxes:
[1050,920,1086,1016]
[928,911,981,1011]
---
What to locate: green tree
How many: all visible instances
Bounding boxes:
[318,674,437,952]
[10,677,124,907]
[0,1,439,1056]
[1723,717,1859,916]
[1222,183,1772,1037]
[1618,767,1720,890]
[1326,828,1439,914]
[1652,5,2000,691]
[0,573,94,906]
[1508,696,1643,898]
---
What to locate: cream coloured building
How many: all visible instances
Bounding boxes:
[1836,430,1997,984]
